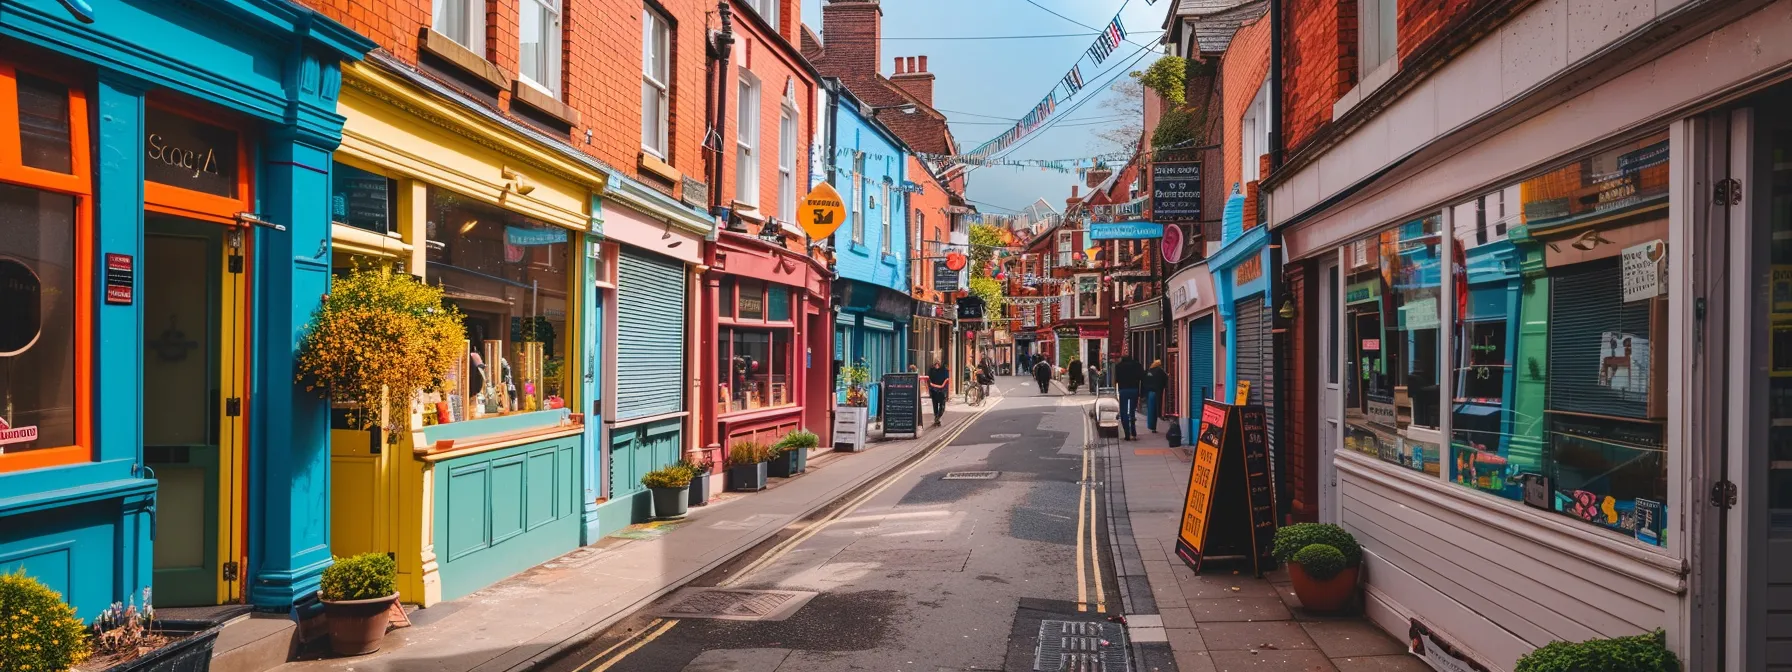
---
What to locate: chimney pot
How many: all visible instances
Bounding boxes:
[894,56,904,74]
[918,55,928,72]
[1071,185,1079,198]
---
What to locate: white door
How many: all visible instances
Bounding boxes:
[1319,256,1343,522]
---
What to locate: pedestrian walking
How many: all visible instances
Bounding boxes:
[1086,363,1103,396]
[1144,359,1168,433]
[926,358,951,426]
[1068,357,1084,393]
[1114,355,1144,440]
[1032,358,1053,393]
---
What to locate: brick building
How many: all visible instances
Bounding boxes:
[1259,0,1792,668]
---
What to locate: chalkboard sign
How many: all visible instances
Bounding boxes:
[881,373,921,438]
[1175,400,1277,575]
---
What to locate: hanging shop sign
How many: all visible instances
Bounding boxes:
[1151,161,1202,221]
[956,296,985,319]
[1161,223,1186,263]
[145,107,238,198]
[798,182,846,240]
[1089,222,1164,240]
[933,263,961,293]
[1127,303,1162,329]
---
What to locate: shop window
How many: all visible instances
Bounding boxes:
[1446,132,1671,546]
[0,185,81,466]
[719,276,735,318]
[768,287,791,322]
[16,73,73,174]
[1076,275,1100,319]
[719,328,793,413]
[738,279,765,320]
[424,187,572,423]
[1343,215,1443,475]
[331,162,396,235]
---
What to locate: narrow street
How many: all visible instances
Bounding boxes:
[547,376,1123,672]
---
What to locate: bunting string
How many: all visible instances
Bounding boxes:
[956,5,1135,163]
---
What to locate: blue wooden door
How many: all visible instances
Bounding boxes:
[1187,315,1214,430]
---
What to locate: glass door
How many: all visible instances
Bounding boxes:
[1743,89,1792,671]
[1320,256,1341,522]
[143,215,248,606]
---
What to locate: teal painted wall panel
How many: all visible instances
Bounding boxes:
[434,436,584,601]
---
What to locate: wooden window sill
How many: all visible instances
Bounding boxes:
[639,152,681,183]
[419,28,510,91]
[512,80,580,126]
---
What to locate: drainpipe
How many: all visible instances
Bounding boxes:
[1267,0,1293,524]
[712,1,735,213]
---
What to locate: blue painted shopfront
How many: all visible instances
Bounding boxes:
[1186,314,1214,435]
[0,0,371,617]
[1208,192,1272,403]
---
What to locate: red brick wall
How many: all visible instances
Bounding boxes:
[1281,0,1353,158]
[1284,261,1317,522]
[296,0,721,199]
[1221,15,1272,196]
[721,2,819,221]
[907,155,950,304]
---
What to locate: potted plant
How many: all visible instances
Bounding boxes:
[726,441,773,492]
[677,456,715,507]
[1513,629,1679,672]
[770,430,818,477]
[2,570,92,671]
[841,359,872,408]
[296,265,465,440]
[642,465,693,519]
[1271,523,1363,613]
[320,553,399,656]
[85,590,223,672]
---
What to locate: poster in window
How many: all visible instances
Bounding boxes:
[1620,240,1667,303]
[1598,331,1650,397]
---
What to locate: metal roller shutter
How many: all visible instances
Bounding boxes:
[1235,295,1277,480]
[1188,316,1214,402]
[616,250,686,419]
[1548,258,1652,419]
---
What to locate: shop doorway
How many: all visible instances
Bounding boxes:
[1319,256,1341,522]
[143,215,248,606]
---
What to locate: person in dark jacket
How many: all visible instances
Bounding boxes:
[1143,359,1169,433]
[1114,355,1145,440]
[1067,357,1084,393]
[1032,358,1053,394]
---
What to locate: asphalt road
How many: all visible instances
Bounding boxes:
[541,376,1124,672]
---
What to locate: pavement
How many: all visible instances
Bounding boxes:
[270,395,984,672]
[1103,422,1431,672]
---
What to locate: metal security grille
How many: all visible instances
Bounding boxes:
[1034,620,1128,672]
[617,250,686,419]
[1548,257,1653,419]
[1234,295,1277,490]
[1188,315,1214,403]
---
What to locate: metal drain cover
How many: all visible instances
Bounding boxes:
[942,471,1000,480]
[1034,620,1128,671]
[654,588,817,621]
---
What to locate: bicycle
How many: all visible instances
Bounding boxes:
[964,378,986,406]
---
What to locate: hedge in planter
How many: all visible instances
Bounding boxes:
[1271,523,1363,613]
[0,570,91,671]
[726,441,774,491]
[770,430,818,477]
[1515,629,1679,672]
[643,465,693,519]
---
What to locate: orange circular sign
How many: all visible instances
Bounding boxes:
[798,182,847,240]
[944,252,967,271]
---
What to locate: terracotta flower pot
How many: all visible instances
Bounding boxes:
[323,593,398,656]
[1287,563,1359,613]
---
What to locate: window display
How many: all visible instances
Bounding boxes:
[1343,216,1443,475]
[0,184,79,458]
[718,278,797,414]
[1441,132,1671,548]
[425,187,571,422]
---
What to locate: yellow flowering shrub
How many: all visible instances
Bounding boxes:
[0,570,91,672]
[296,265,465,436]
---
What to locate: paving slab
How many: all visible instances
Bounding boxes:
[1207,648,1339,671]
[1303,621,1409,658]
[1197,621,1320,651]
[1331,654,1434,671]
[1186,597,1295,623]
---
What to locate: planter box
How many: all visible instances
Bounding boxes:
[99,620,222,672]
[651,486,690,519]
[833,407,868,452]
[688,471,712,507]
[727,462,769,492]
[768,448,807,477]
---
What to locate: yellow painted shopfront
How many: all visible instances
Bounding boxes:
[325,57,606,606]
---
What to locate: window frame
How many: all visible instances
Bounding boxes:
[735,70,761,207]
[778,100,797,223]
[1075,274,1100,320]
[851,153,866,244]
[0,62,94,473]
[518,0,563,98]
[641,7,672,158]
[880,179,892,255]
[1359,0,1398,80]
[433,0,488,55]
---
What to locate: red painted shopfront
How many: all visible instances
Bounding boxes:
[699,229,834,475]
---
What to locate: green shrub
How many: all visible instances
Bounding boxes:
[0,570,91,672]
[1290,544,1348,581]
[1272,523,1361,567]
[727,441,774,467]
[1514,629,1679,672]
[320,553,397,602]
[642,465,694,489]
[776,430,820,450]
[674,457,713,476]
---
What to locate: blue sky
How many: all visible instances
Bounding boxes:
[801,0,1170,216]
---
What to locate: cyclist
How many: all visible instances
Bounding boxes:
[976,360,996,399]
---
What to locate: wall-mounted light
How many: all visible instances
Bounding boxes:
[1278,296,1297,320]
[502,167,536,196]
[662,222,683,248]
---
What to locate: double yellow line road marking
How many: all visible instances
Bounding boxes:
[573,401,1001,672]
[1076,409,1108,613]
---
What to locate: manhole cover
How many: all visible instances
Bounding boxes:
[654,588,817,621]
[992,433,1023,439]
[942,471,1000,480]
[1034,620,1128,672]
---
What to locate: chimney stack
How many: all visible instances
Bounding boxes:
[820,0,882,78]
[890,53,935,107]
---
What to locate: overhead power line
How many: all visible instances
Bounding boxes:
[883,32,1095,41]
[1019,0,1156,49]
